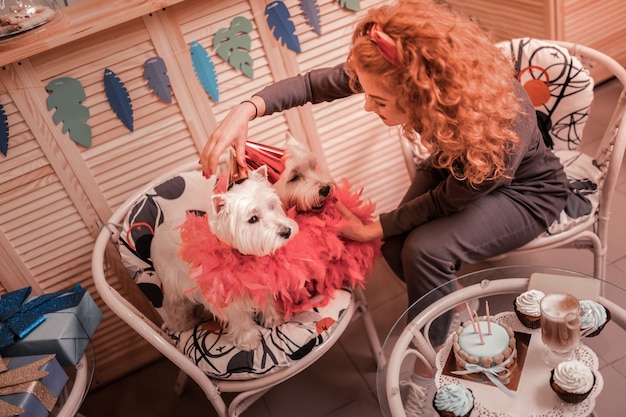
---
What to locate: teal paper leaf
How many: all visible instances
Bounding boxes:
[104,68,134,132]
[45,77,92,148]
[213,16,254,79]
[190,40,219,102]
[337,0,360,11]
[301,0,321,35]
[0,103,7,156]
[143,57,172,103]
[265,1,301,54]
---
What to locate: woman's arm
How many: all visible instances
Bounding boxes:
[200,63,355,176]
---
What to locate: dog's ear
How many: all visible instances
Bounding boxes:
[249,164,269,181]
[211,194,226,214]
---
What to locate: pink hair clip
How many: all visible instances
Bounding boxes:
[368,23,402,68]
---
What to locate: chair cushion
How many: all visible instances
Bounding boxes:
[118,169,378,379]
[497,38,594,151]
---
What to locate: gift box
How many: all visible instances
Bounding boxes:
[0,286,102,366]
[0,354,68,417]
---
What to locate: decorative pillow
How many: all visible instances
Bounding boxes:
[118,169,378,379]
[497,38,594,151]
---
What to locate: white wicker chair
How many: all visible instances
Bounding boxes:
[91,161,383,417]
[399,39,626,282]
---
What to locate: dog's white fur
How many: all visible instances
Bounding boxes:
[151,165,298,351]
[273,134,334,212]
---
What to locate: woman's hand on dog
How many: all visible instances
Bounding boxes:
[336,201,383,242]
[200,97,266,178]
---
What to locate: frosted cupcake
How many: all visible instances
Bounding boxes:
[579,299,611,337]
[513,289,545,329]
[550,360,595,404]
[432,384,474,417]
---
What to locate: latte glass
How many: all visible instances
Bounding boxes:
[540,293,591,367]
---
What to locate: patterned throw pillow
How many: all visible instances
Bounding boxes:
[497,37,594,151]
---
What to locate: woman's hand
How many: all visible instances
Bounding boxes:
[335,201,383,242]
[199,99,262,177]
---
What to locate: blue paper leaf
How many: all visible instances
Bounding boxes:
[104,68,134,132]
[190,41,219,102]
[213,16,254,79]
[265,1,301,54]
[0,103,8,156]
[301,0,321,35]
[45,77,92,148]
[143,57,172,103]
[337,0,360,12]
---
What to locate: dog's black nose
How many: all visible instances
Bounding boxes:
[319,185,331,197]
[279,228,292,239]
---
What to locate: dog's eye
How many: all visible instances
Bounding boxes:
[248,215,258,224]
[289,173,301,183]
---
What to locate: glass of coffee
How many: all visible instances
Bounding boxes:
[540,293,587,367]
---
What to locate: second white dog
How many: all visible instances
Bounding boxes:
[151,165,298,351]
[274,135,334,212]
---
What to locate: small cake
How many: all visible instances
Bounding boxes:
[579,300,611,337]
[452,316,517,381]
[432,384,474,417]
[513,289,545,329]
[550,360,595,403]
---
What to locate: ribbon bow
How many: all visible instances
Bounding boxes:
[0,284,86,350]
[0,354,60,416]
[451,349,517,397]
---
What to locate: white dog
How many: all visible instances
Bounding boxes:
[273,135,334,212]
[151,165,298,351]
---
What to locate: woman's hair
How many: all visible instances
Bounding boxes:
[345,0,521,186]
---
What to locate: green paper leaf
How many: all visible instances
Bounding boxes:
[213,16,254,79]
[337,0,360,12]
[45,77,92,148]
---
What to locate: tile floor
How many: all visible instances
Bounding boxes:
[79,79,626,416]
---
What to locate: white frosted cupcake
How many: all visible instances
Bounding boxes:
[550,360,595,404]
[513,289,545,329]
[579,300,611,337]
[432,384,474,417]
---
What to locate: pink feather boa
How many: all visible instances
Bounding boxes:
[177,178,382,318]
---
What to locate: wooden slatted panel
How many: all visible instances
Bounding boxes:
[560,0,626,83]
[175,0,295,151]
[444,0,554,41]
[20,17,193,387]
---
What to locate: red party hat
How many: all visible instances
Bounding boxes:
[245,141,285,184]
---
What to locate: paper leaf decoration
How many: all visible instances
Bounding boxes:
[0,103,7,156]
[45,77,92,148]
[337,0,360,11]
[301,0,321,35]
[190,40,219,102]
[265,1,301,54]
[143,57,172,103]
[104,68,134,132]
[214,16,254,79]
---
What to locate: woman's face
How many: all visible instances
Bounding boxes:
[356,69,409,126]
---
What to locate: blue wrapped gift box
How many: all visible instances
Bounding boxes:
[0,354,68,417]
[0,290,102,366]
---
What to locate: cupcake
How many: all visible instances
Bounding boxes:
[579,299,611,337]
[513,289,545,329]
[550,360,596,404]
[432,384,474,417]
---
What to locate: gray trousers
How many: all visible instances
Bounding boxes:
[381,170,552,346]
